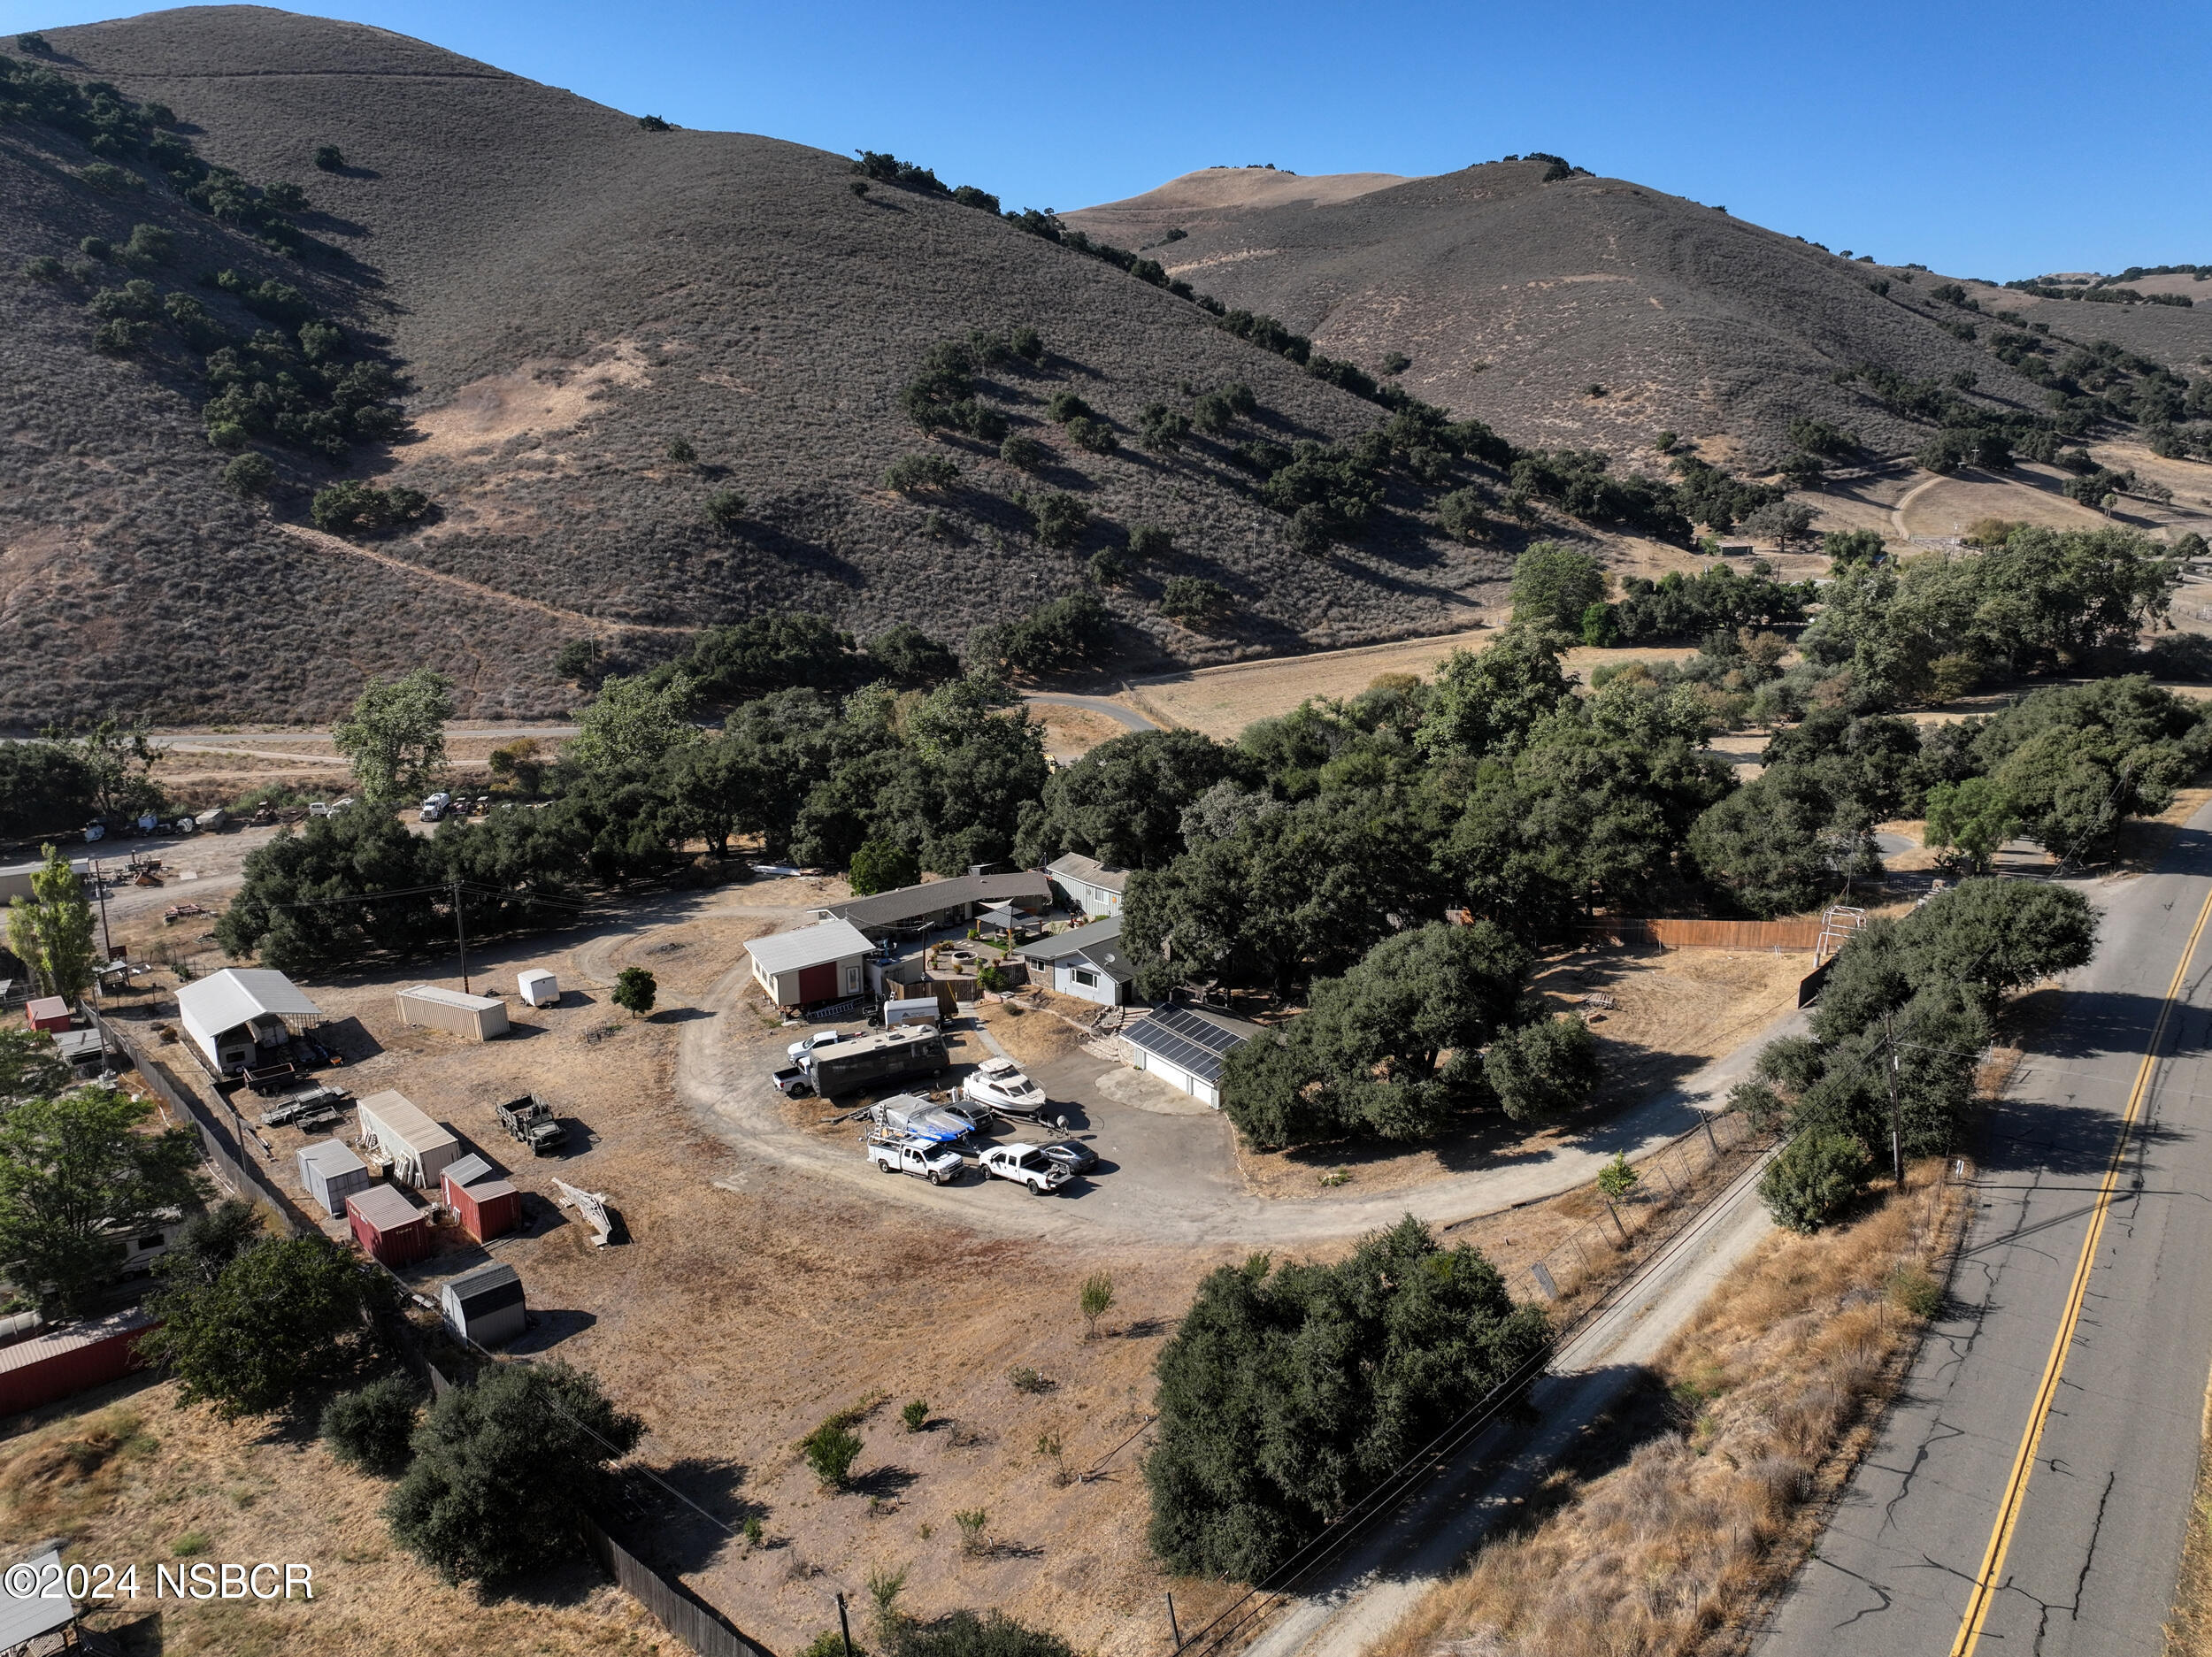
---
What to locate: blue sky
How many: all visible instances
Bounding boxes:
[8,0,2207,280]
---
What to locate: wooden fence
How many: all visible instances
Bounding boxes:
[580,1515,772,1657]
[1576,917,1823,952]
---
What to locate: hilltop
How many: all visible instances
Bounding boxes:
[0,8,1502,725]
[1066,161,2212,467]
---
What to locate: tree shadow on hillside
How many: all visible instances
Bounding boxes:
[618,1459,764,1575]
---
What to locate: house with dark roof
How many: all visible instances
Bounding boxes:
[1046,852,1128,917]
[1121,1004,1260,1109]
[812,870,1053,939]
[1012,916,1133,1007]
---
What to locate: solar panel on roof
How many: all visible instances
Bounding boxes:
[1126,1006,1248,1085]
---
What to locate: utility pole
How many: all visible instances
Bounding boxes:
[1883,1010,1903,1188]
[452,875,469,994]
[836,1593,855,1657]
[1166,1592,1183,1653]
[90,856,114,963]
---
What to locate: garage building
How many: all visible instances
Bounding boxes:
[746,917,874,1009]
[174,968,325,1078]
[1121,1005,1257,1109]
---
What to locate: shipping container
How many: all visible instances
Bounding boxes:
[395,984,511,1041]
[441,1156,522,1244]
[296,1139,371,1218]
[440,1262,526,1346]
[347,1184,430,1267]
[354,1090,462,1189]
[0,1309,156,1415]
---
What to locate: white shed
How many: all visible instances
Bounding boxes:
[516,969,559,1008]
[745,918,873,1009]
[1047,853,1128,917]
[174,969,325,1077]
[296,1139,370,1218]
[354,1089,462,1189]
[396,985,510,1041]
[441,1262,526,1347]
[1121,1005,1256,1110]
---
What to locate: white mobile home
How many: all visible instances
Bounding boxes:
[174,969,325,1077]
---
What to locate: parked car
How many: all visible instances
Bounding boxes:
[979,1144,1071,1195]
[787,1029,846,1062]
[1038,1139,1098,1177]
[306,801,331,818]
[963,1058,1060,1123]
[866,1133,964,1185]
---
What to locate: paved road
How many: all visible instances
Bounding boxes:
[1021,692,1159,733]
[1756,807,2212,1657]
[1239,1141,1782,1657]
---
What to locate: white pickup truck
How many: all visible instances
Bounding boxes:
[979,1143,1071,1196]
[867,1134,964,1185]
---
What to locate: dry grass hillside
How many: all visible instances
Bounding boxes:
[0,8,1506,727]
[1066,162,2211,467]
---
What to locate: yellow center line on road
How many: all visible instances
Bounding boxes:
[1950,879,2212,1657]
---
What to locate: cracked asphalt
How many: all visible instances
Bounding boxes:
[1755,806,2212,1656]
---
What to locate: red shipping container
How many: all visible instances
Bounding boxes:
[0,1310,157,1415]
[347,1184,430,1267]
[444,1176,520,1244]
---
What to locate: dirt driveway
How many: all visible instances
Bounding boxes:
[675,902,1801,1247]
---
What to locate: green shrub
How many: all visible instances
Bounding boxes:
[1010,325,1045,364]
[92,318,151,355]
[1139,403,1191,452]
[77,162,140,194]
[612,966,657,1018]
[1126,524,1173,563]
[901,1398,929,1432]
[1064,416,1118,456]
[19,256,63,282]
[637,114,675,131]
[312,143,344,172]
[703,489,747,528]
[1482,1014,1599,1120]
[1045,391,1094,424]
[885,454,960,494]
[311,480,431,536]
[1087,548,1130,586]
[17,32,50,52]
[79,236,111,261]
[664,436,696,465]
[1029,492,1089,548]
[320,1375,421,1476]
[221,453,276,497]
[1158,576,1232,628]
[849,839,919,895]
[901,1611,1074,1657]
[1009,1365,1051,1393]
[999,433,1047,472]
[1760,1129,1870,1233]
[801,1419,863,1488]
[1383,352,1411,375]
[1289,502,1334,555]
[1436,487,1486,541]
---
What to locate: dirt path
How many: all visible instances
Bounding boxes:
[275,521,691,635]
[1889,470,1946,538]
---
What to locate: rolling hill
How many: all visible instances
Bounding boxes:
[1065,161,2212,468]
[0,7,1502,726]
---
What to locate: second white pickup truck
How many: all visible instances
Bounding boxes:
[979,1143,1071,1195]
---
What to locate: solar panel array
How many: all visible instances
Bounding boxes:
[1127,1005,1247,1085]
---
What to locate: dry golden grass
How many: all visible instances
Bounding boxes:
[2163,1385,2212,1656]
[1370,1165,1963,1657]
[0,1381,687,1657]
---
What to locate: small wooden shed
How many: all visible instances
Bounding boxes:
[24,997,70,1033]
[440,1153,521,1243]
[396,984,511,1041]
[441,1262,526,1347]
[347,1184,430,1267]
[516,969,558,1008]
[296,1138,370,1218]
[355,1090,462,1189]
